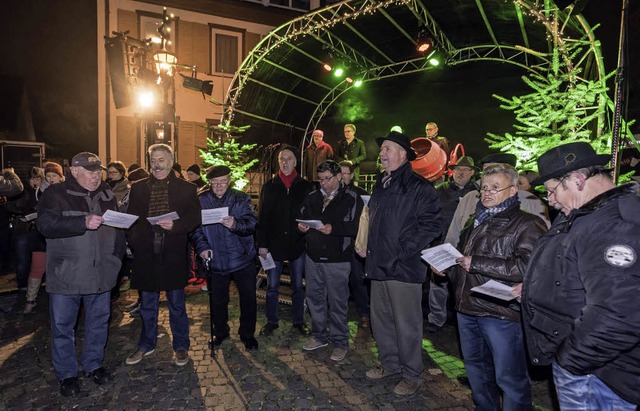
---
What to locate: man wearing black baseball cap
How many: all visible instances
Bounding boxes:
[521,142,640,409]
[37,151,124,396]
[358,131,441,397]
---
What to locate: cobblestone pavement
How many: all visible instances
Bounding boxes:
[0,280,557,410]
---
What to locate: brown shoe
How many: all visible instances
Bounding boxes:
[393,378,422,397]
[125,348,154,365]
[174,349,189,366]
[365,367,401,381]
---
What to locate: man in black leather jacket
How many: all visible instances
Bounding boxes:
[522,142,640,409]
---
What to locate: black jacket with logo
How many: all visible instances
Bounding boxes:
[522,183,640,405]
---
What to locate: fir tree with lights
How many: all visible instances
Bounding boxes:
[200,123,257,190]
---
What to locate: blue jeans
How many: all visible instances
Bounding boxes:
[552,362,636,411]
[138,289,190,352]
[457,313,532,411]
[266,253,305,325]
[49,292,111,380]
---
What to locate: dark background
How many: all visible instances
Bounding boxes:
[0,0,637,164]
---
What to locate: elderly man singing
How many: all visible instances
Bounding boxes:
[442,163,546,410]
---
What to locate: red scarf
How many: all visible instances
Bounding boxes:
[279,169,297,189]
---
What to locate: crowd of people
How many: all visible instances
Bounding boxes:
[0,124,638,409]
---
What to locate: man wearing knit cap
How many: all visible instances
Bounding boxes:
[37,152,125,396]
[125,143,201,368]
[357,131,441,397]
[186,164,206,188]
[256,145,313,337]
[522,142,640,409]
[192,165,259,350]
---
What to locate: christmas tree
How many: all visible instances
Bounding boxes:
[199,122,257,190]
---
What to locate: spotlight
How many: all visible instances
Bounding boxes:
[334,67,344,77]
[323,63,332,71]
[353,79,363,87]
[137,90,155,108]
[428,58,440,66]
[416,27,434,54]
[180,73,213,96]
[345,77,353,84]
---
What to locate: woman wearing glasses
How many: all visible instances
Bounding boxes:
[445,163,547,411]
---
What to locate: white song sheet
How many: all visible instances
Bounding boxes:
[202,207,229,225]
[420,243,463,272]
[102,210,139,229]
[147,211,179,225]
[471,280,518,301]
[295,219,324,229]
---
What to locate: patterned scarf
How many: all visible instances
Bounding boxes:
[149,176,170,254]
[473,194,519,227]
[322,188,338,211]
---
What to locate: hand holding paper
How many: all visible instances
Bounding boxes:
[421,243,463,272]
[102,210,139,229]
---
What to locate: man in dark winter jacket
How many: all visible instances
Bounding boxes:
[357,131,441,398]
[37,152,125,397]
[125,144,201,368]
[522,142,640,409]
[298,161,363,362]
[192,165,259,351]
[257,145,313,337]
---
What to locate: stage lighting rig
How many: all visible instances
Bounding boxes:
[180,73,213,96]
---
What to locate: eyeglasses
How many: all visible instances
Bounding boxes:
[545,177,567,200]
[318,175,336,183]
[479,185,514,194]
[210,181,229,187]
[107,171,120,175]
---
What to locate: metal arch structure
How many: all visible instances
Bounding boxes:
[220,0,607,157]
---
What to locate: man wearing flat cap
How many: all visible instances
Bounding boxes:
[357,131,441,397]
[425,156,478,333]
[37,152,125,396]
[192,165,259,351]
[521,142,640,409]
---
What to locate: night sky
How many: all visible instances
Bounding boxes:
[0,0,637,164]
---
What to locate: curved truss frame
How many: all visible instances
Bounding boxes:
[220,0,606,154]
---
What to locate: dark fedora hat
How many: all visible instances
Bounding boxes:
[477,153,517,167]
[532,142,610,186]
[375,131,417,161]
[448,156,478,171]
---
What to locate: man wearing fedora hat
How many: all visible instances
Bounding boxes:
[425,156,478,333]
[357,131,441,397]
[521,142,640,409]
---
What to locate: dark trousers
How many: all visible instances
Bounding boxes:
[349,254,369,317]
[210,262,257,339]
[13,231,32,288]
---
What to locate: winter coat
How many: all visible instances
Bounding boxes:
[364,162,441,283]
[256,174,313,261]
[298,186,363,263]
[192,188,257,274]
[449,201,547,322]
[127,173,201,291]
[108,178,130,204]
[435,179,476,236]
[522,183,640,405]
[303,141,334,181]
[37,176,125,295]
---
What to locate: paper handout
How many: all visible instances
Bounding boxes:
[471,280,518,301]
[202,207,229,225]
[420,243,463,272]
[102,210,139,229]
[147,211,180,225]
[296,219,324,229]
[258,252,277,271]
